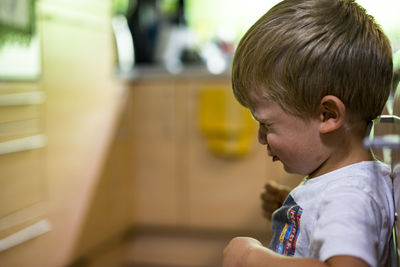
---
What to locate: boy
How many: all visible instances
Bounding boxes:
[222,0,394,267]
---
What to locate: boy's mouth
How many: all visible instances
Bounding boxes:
[267,146,279,161]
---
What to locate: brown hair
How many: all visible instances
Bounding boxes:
[232,0,393,122]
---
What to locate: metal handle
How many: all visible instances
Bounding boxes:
[0,91,45,106]
[0,219,52,252]
[0,134,46,155]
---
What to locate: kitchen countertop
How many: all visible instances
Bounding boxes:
[117,64,231,82]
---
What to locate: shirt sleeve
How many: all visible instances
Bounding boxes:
[309,185,384,267]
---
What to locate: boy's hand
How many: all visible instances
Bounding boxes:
[222,237,263,267]
[261,181,291,220]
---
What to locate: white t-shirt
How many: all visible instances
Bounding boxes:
[269,161,394,267]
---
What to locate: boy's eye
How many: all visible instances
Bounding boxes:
[259,122,270,131]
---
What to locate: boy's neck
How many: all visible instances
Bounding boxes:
[309,126,373,178]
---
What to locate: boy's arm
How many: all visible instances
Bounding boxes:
[222,237,369,267]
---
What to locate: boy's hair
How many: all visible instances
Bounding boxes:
[232,0,393,122]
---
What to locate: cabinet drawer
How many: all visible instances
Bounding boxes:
[0,105,42,124]
[0,148,45,218]
[0,119,42,142]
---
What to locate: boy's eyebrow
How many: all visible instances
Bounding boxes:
[250,113,259,122]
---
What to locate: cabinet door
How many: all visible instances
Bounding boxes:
[130,78,302,232]
[0,149,45,224]
[130,81,181,226]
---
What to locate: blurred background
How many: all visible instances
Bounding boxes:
[0,0,399,266]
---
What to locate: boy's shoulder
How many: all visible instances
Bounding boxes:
[292,161,392,202]
[307,161,390,184]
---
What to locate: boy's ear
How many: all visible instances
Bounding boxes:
[318,95,345,134]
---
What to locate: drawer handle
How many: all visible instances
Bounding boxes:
[0,219,52,252]
[0,134,46,155]
[0,92,45,106]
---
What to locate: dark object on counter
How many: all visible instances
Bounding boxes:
[180,47,202,65]
[171,0,186,26]
[127,0,187,64]
[127,0,160,63]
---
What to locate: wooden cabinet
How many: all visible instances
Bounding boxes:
[0,82,47,242]
[130,75,302,232]
[0,1,129,266]
[126,75,302,267]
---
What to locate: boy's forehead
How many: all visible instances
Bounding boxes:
[247,87,273,106]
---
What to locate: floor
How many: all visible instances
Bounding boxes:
[82,226,270,267]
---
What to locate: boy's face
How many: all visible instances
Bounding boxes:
[249,94,326,176]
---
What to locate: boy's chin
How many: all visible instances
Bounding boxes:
[282,164,295,174]
[282,164,308,176]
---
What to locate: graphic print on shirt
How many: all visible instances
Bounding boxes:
[269,195,303,256]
